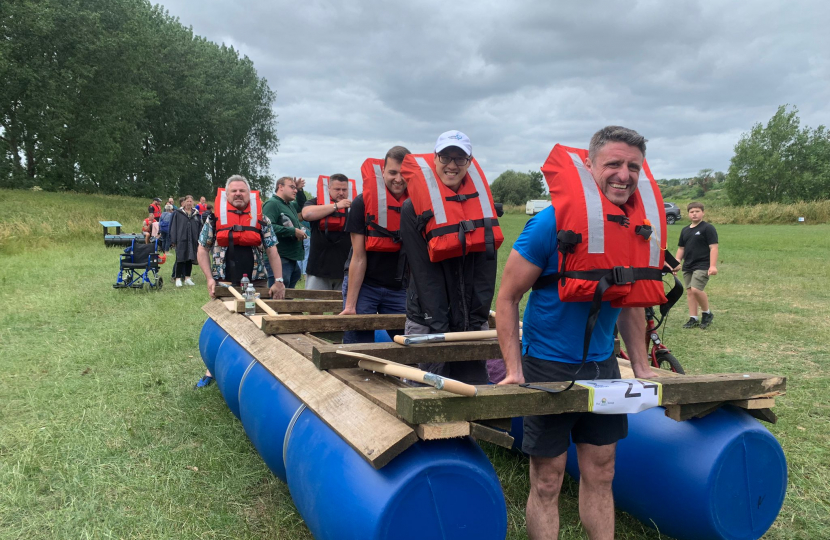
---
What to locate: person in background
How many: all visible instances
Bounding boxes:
[201,202,213,226]
[196,196,208,215]
[167,197,177,210]
[142,212,154,244]
[148,197,162,222]
[263,176,307,288]
[158,204,175,253]
[169,195,202,287]
[301,174,353,291]
[675,202,719,329]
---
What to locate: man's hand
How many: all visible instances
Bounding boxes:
[336,199,352,210]
[708,265,718,276]
[498,372,525,385]
[207,278,216,298]
[269,281,286,299]
[294,228,308,240]
[631,363,659,379]
[339,307,356,316]
[673,264,681,274]
[294,177,305,191]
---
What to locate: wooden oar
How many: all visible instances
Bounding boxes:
[228,285,280,316]
[336,350,477,397]
[393,329,520,346]
[226,285,245,301]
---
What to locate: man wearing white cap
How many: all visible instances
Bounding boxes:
[399,130,501,384]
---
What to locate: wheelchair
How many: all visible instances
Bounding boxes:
[113,238,164,290]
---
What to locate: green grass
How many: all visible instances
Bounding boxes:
[1,190,829,539]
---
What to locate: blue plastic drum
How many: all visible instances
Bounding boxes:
[284,407,507,540]
[213,336,256,420]
[566,405,787,540]
[198,318,228,375]
[238,361,304,482]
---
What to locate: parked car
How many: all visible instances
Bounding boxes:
[526,199,551,215]
[664,202,681,224]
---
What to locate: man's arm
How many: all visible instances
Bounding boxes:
[265,245,286,299]
[340,233,366,315]
[673,246,685,273]
[197,245,216,297]
[708,244,719,275]
[495,250,543,385]
[302,201,339,222]
[617,308,658,378]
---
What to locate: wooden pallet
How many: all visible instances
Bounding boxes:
[203,299,786,469]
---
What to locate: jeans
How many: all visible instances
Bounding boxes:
[301,237,310,274]
[265,258,302,288]
[160,231,171,253]
[342,274,407,343]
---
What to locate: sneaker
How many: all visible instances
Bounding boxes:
[176,278,183,287]
[700,312,714,329]
[682,317,699,329]
[185,278,195,286]
[194,375,214,389]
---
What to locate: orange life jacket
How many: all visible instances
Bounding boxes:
[401,154,503,262]
[360,158,408,252]
[316,176,357,232]
[531,144,676,386]
[213,188,264,247]
[150,202,162,221]
[535,144,667,308]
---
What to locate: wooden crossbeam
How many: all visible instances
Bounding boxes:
[311,341,504,369]
[470,422,515,449]
[215,287,342,300]
[395,373,787,424]
[202,301,417,468]
[232,298,343,314]
[259,314,406,334]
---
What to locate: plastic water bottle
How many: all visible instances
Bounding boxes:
[241,274,255,316]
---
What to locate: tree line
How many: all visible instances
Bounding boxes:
[490,106,829,207]
[0,0,278,198]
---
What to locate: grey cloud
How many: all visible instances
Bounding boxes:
[160,0,830,181]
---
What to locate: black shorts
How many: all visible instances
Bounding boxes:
[521,354,628,457]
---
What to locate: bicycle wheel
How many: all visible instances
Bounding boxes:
[655,351,685,374]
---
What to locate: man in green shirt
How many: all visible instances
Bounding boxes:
[263,176,308,288]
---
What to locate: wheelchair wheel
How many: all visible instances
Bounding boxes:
[145,271,162,291]
[656,351,685,374]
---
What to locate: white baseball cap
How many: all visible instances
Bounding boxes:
[435,130,472,156]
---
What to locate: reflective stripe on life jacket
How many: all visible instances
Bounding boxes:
[360,158,408,252]
[214,188,264,247]
[535,144,667,308]
[316,175,357,232]
[401,154,504,262]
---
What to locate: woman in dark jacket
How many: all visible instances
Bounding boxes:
[169,195,202,286]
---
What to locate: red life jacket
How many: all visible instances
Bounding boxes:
[360,158,408,252]
[213,188,264,247]
[150,203,162,221]
[536,144,667,308]
[316,176,357,232]
[401,154,503,262]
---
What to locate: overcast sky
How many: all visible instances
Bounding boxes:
[158,0,830,185]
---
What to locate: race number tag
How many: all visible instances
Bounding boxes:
[574,379,662,414]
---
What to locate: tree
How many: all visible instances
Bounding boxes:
[490,170,546,205]
[726,105,830,204]
[694,169,714,194]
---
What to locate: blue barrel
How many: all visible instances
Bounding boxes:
[566,406,787,540]
[198,318,228,375]
[374,329,392,343]
[238,361,304,482]
[213,336,256,420]
[285,407,507,540]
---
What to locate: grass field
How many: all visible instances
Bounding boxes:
[1,190,828,539]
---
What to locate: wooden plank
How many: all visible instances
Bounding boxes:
[746,408,778,424]
[395,372,787,424]
[617,357,681,378]
[664,402,724,421]
[329,368,469,440]
[729,398,776,410]
[202,300,417,468]
[260,314,406,334]
[276,334,318,360]
[234,298,344,314]
[312,341,504,369]
[478,418,513,431]
[215,287,342,300]
[470,422,515,449]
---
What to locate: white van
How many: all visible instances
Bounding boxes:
[526,200,551,215]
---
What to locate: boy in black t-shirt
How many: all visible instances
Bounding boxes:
[674,202,719,329]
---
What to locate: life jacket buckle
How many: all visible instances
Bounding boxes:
[612,266,636,285]
[459,220,476,233]
[635,224,653,240]
[231,224,245,232]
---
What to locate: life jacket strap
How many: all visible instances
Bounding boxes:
[606,214,630,228]
[365,216,401,242]
[445,192,480,203]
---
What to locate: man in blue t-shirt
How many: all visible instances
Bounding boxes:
[496,126,660,540]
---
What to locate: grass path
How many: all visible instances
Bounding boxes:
[1,202,828,538]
